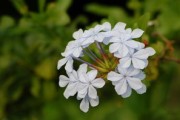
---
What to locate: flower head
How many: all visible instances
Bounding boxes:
[57,22,156,112]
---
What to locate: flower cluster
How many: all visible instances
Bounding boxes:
[57,22,155,112]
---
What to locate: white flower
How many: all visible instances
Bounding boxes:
[77,64,105,112]
[82,23,111,46]
[118,47,156,69]
[77,65,105,99]
[62,40,83,58]
[59,63,90,99]
[107,66,146,98]
[59,63,105,112]
[109,22,144,57]
[101,22,113,45]
[62,29,86,58]
[57,56,73,72]
[59,70,80,99]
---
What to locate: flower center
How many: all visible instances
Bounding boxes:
[93,53,119,79]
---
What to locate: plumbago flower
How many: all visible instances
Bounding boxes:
[57,22,156,112]
[107,66,146,98]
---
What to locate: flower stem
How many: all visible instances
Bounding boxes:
[95,42,105,55]
[95,42,110,67]
[73,57,105,70]
[163,56,180,64]
[73,57,93,67]
[86,47,106,66]
[83,49,96,61]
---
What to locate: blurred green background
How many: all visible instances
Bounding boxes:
[0,0,180,120]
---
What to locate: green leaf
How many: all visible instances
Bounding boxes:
[30,77,41,97]
[38,0,46,13]
[43,82,56,100]
[45,0,71,26]
[85,3,129,24]
[0,16,15,29]
[10,0,28,15]
[34,58,56,80]
[134,13,150,30]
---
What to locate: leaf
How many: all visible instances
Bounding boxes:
[34,58,56,80]
[10,0,28,15]
[0,16,15,29]
[151,41,165,55]
[38,0,46,13]
[127,0,141,11]
[85,3,129,24]
[0,55,12,70]
[134,13,151,30]
[45,0,71,26]
[30,77,41,97]
[43,82,56,100]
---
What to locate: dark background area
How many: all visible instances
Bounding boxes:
[0,0,130,22]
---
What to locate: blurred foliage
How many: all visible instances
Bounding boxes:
[0,0,180,120]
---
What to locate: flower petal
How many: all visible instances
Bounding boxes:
[57,58,67,70]
[78,64,88,75]
[94,24,103,33]
[80,97,89,113]
[109,37,120,43]
[115,79,127,95]
[133,49,149,59]
[126,67,140,76]
[102,36,111,45]
[102,22,111,31]
[88,85,97,99]
[65,58,73,72]
[145,47,156,56]
[107,71,123,81]
[82,37,94,46]
[109,43,121,53]
[89,97,99,107]
[59,75,69,87]
[63,83,77,99]
[117,65,127,75]
[121,86,132,98]
[73,29,83,39]
[78,72,88,83]
[73,47,83,57]
[87,70,98,81]
[131,28,144,38]
[78,84,88,98]
[69,70,78,82]
[136,84,146,94]
[91,78,105,88]
[113,22,126,31]
[126,28,132,34]
[119,57,131,68]
[135,71,146,80]
[125,40,140,48]
[117,44,129,57]
[94,34,104,42]
[136,42,145,50]
[126,77,142,90]
[132,58,146,69]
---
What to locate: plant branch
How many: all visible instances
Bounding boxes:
[163,56,180,64]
